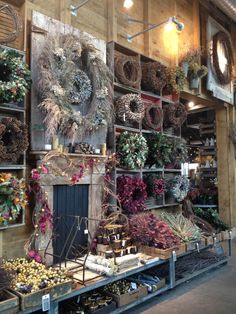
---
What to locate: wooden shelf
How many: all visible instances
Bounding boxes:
[0,165,26,170]
[192,204,218,208]
[0,104,25,113]
[142,168,163,172]
[114,124,140,132]
[30,151,107,158]
[141,90,161,100]
[114,82,139,94]
[164,169,182,173]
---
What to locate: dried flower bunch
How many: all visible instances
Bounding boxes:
[117,175,147,214]
[161,212,202,242]
[180,47,203,64]
[129,213,180,249]
[117,131,148,169]
[165,66,185,94]
[0,173,27,226]
[0,48,31,103]
[116,94,145,123]
[167,175,189,202]
[38,34,113,141]
[0,117,29,162]
[188,62,208,79]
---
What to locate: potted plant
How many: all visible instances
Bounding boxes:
[188,62,208,89]
[180,47,203,77]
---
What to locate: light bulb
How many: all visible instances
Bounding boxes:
[188,101,195,108]
[165,19,174,32]
[123,0,134,9]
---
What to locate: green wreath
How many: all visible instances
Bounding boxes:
[0,48,31,103]
[117,131,148,169]
[166,66,185,94]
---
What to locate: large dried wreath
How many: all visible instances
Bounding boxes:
[37,34,113,141]
[142,62,167,91]
[115,55,141,88]
[0,4,22,44]
[164,102,187,129]
[143,103,163,130]
[116,94,144,123]
[0,117,29,162]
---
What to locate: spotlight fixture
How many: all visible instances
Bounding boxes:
[188,101,195,108]
[126,16,184,42]
[123,0,134,9]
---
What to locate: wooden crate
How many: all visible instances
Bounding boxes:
[140,243,185,260]
[11,281,72,311]
[185,239,205,252]
[0,290,19,314]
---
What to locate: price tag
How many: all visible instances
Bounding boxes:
[42,294,50,312]
[131,282,137,290]
[84,229,88,234]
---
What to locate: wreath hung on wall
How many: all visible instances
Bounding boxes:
[115,94,144,123]
[165,66,185,94]
[143,103,163,130]
[212,31,234,85]
[115,55,141,88]
[143,174,165,197]
[170,137,188,167]
[142,62,167,91]
[37,34,113,141]
[163,102,187,129]
[0,4,22,44]
[0,173,27,226]
[0,117,29,163]
[117,131,148,169]
[117,175,147,214]
[167,175,189,202]
[0,48,31,103]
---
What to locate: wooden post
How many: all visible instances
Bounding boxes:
[107,0,117,42]
[193,0,200,48]
[143,0,151,57]
[59,0,71,25]
[0,231,2,258]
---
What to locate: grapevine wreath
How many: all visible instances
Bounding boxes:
[0,48,31,103]
[0,117,29,163]
[116,94,145,123]
[117,175,147,214]
[164,102,187,129]
[142,61,168,91]
[212,31,234,85]
[0,3,22,44]
[115,55,141,88]
[143,103,163,130]
[117,131,148,169]
[165,66,185,94]
[37,34,113,141]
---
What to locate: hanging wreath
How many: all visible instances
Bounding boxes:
[0,4,22,44]
[0,117,29,163]
[142,62,167,91]
[166,66,185,94]
[117,175,147,214]
[0,173,27,226]
[0,48,31,103]
[212,31,234,85]
[69,69,92,104]
[143,103,163,130]
[38,34,113,141]
[116,94,144,123]
[117,131,148,169]
[115,55,141,88]
[170,137,188,167]
[164,102,187,129]
[167,175,189,202]
[143,174,165,197]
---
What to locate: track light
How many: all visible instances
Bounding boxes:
[123,0,134,9]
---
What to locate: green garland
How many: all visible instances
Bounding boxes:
[117,131,148,169]
[0,48,31,103]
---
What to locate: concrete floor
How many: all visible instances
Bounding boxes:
[127,240,236,314]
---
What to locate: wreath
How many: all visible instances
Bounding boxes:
[38,34,113,141]
[0,48,31,103]
[164,102,187,129]
[116,94,144,123]
[166,66,185,94]
[0,173,27,226]
[143,103,163,130]
[144,174,165,197]
[170,137,188,167]
[212,31,234,85]
[115,55,141,88]
[117,175,147,214]
[117,131,148,169]
[142,62,167,91]
[0,117,29,162]
[167,175,189,202]
[0,4,22,44]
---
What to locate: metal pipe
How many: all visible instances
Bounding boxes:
[70,0,91,16]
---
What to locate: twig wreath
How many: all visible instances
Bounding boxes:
[0,117,29,163]
[115,55,141,88]
[115,94,144,123]
[142,61,167,91]
[37,34,113,141]
[167,175,189,202]
[164,102,187,129]
[166,66,185,94]
[212,31,234,85]
[143,103,163,130]
[0,48,31,103]
[117,175,147,214]
[0,4,22,44]
[117,131,148,169]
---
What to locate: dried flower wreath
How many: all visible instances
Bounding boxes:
[37,34,113,141]
[115,93,144,123]
[163,102,187,129]
[142,61,167,92]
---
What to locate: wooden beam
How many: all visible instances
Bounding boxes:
[59,0,71,25]
[193,0,200,48]
[107,0,117,42]
[143,0,151,57]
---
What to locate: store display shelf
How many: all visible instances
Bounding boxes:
[0,104,25,113]
[141,129,155,134]
[192,204,218,208]
[199,167,217,171]
[30,151,107,158]
[175,257,228,287]
[114,82,140,94]
[146,204,164,210]
[141,90,161,100]
[163,203,179,207]
[161,97,175,104]
[142,168,163,172]
[114,124,140,133]
[116,168,141,173]
[163,133,181,138]
[0,165,26,170]
[111,285,169,314]
[164,169,182,173]
[177,244,212,259]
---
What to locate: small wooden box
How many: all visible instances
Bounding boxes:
[0,290,19,314]
[11,281,72,311]
[140,243,185,260]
